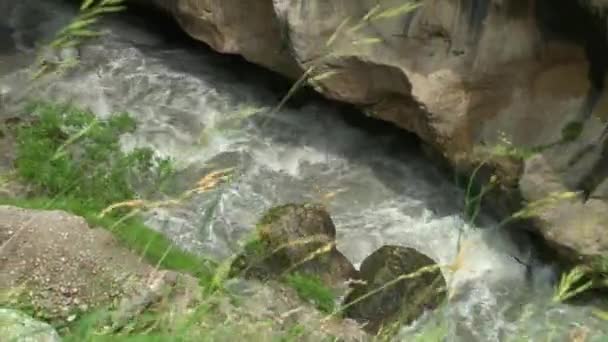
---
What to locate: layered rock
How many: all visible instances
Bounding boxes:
[145,0,608,259]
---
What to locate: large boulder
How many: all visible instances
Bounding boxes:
[148,0,608,260]
[343,245,446,334]
[231,203,358,290]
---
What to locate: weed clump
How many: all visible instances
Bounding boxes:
[6,101,214,279]
[284,273,336,314]
[15,101,173,209]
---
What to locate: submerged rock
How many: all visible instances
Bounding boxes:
[343,245,446,334]
[0,308,60,342]
[231,203,358,290]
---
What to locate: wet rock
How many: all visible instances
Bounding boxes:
[231,203,358,290]
[0,308,60,342]
[343,246,446,334]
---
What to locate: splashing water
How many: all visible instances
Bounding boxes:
[0,1,606,340]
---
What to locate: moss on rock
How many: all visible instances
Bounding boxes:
[232,203,358,290]
[343,245,446,335]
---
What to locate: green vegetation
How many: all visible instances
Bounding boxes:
[0,101,347,340]
[284,273,336,314]
[33,0,126,79]
[3,101,214,279]
[561,120,584,143]
[553,266,594,303]
[232,233,339,314]
[15,102,173,206]
[257,204,295,227]
[553,256,608,309]
[410,319,448,342]
[461,162,496,225]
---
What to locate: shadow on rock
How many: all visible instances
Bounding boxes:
[342,245,446,335]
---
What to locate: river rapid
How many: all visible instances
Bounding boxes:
[0,1,606,340]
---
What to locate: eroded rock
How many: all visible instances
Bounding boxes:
[343,245,446,334]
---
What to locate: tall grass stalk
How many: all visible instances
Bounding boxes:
[32,0,126,80]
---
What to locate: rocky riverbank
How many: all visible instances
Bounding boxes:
[0,201,450,340]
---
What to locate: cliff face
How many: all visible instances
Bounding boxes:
[147,0,608,259]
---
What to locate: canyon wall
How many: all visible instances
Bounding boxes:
[145,0,608,260]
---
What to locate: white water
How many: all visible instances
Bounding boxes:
[0,1,606,340]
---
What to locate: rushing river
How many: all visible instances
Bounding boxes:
[0,1,606,341]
